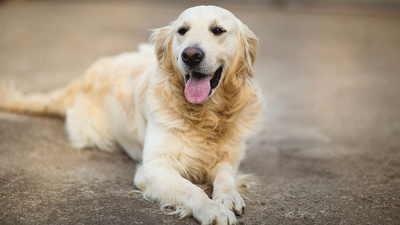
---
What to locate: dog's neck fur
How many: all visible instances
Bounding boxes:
[147,54,263,184]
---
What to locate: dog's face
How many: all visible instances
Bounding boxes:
[152,6,258,104]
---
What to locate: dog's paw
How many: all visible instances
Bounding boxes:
[213,189,245,216]
[193,200,237,225]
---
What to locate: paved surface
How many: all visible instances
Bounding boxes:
[1,1,400,224]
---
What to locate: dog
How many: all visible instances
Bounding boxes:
[0,5,263,225]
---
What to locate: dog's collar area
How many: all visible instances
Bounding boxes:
[184,66,223,96]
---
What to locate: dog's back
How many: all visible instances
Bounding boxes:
[0,49,156,159]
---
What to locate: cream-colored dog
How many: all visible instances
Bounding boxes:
[0,6,263,225]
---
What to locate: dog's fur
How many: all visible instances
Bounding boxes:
[0,6,263,225]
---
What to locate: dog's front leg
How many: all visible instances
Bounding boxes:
[134,120,236,225]
[212,162,245,216]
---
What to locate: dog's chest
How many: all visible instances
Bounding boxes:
[170,126,236,183]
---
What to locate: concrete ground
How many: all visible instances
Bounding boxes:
[1,1,400,224]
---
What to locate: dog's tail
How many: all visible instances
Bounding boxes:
[0,79,81,118]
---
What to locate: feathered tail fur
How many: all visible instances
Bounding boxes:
[0,79,81,118]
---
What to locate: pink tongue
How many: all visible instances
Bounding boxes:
[184,75,211,104]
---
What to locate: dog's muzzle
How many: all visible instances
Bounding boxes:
[181,46,204,67]
[184,66,223,104]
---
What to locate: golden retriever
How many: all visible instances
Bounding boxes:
[0,5,263,225]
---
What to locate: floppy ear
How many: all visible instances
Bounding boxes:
[238,21,258,77]
[150,24,174,67]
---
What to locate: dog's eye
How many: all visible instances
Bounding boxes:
[212,27,226,36]
[177,27,188,36]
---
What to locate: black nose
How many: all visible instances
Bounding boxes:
[181,46,204,67]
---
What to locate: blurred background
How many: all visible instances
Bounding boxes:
[0,0,399,224]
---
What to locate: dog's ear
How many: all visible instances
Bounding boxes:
[150,24,174,67]
[238,21,258,77]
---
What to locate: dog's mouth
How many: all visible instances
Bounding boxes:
[184,66,223,104]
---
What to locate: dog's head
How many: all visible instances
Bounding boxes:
[151,5,258,104]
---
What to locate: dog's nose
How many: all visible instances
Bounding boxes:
[181,46,204,67]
